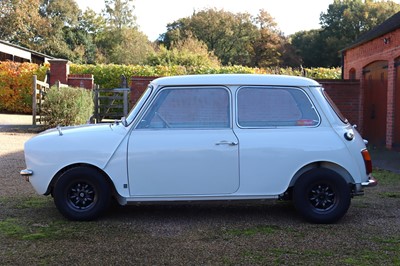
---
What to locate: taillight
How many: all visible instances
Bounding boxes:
[361,149,373,174]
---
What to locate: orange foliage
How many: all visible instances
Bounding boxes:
[0,61,43,114]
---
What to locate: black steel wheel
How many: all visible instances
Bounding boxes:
[293,168,351,224]
[53,166,111,221]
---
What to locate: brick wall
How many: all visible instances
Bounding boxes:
[343,27,400,148]
[49,60,94,90]
[68,74,94,90]
[49,59,69,85]
[343,28,400,79]
[130,76,159,106]
[318,79,361,126]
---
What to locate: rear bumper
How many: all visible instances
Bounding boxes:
[20,169,33,182]
[361,175,378,187]
[353,175,377,196]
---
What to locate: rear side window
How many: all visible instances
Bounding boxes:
[322,90,348,124]
[137,87,230,129]
[237,87,320,127]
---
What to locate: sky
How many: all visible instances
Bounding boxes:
[75,0,336,41]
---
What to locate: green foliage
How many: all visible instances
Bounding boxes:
[147,37,220,67]
[160,8,290,67]
[305,67,341,79]
[96,27,154,64]
[103,0,136,29]
[70,63,341,89]
[0,61,47,113]
[42,86,94,127]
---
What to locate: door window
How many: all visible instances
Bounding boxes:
[137,87,230,129]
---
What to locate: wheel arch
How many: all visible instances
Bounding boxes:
[45,163,117,198]
[289,161,355,188]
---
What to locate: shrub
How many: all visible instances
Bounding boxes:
[42,86,94,128]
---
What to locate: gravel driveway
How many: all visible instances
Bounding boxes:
[1,122,400,265]
[0,132,36,197]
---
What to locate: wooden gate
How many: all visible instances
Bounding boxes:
[394,59,400,148]
[93,88,129,123]
[362,61,388,146]
[32,75,68,125]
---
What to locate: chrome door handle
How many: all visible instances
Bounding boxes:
[216,140,238,146]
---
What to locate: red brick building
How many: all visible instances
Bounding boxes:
[342,12,400,149]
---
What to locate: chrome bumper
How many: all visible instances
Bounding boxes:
[361,175,378,187]
[354,175,377,196]
[20,169,33,182]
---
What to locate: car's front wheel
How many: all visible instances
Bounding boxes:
[53,166,111,221]
[293,168,351,224]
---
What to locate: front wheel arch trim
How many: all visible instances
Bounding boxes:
[46,163,117,198]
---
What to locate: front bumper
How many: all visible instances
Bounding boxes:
[20,169,33,182]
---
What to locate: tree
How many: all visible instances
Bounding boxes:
[159,8,291,67]
[106,28,153,64]
[37,0,83,59]
[0,0,48,49]
[147,35,220,67]
[75,9,107,63]
[160,8,260,66]
[291,30,324,67]
[319,0,400,66]
[96,0,153,64]
[251,9,287,67]
[103,0,136,29]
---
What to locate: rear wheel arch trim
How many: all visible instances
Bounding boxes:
[289,161,355,188]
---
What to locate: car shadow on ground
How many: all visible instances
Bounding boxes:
[104,201,305,225]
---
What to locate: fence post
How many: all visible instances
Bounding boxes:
[123,89,128,117]
[32,75,37,125]
[94,86,99,123]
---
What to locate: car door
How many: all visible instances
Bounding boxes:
[234,86,322,195]
[127,86,239,196]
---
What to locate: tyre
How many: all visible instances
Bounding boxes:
[293,168,351,224]
[53,166,111,221]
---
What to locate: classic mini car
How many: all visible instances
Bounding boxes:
[21,74,377,223]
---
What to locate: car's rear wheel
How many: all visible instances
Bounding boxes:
[53,166,111,221]
[293,168,351,224]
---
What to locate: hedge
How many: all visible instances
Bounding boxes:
[69,64,341,89]
[0,61,47,113]
[0,61,341,114]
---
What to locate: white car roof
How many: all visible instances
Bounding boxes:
[150,74,321,87]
